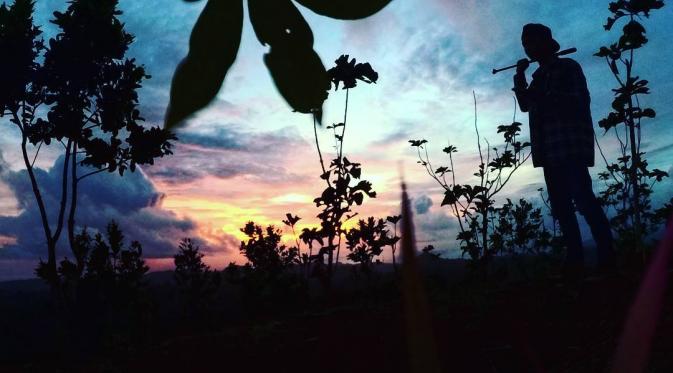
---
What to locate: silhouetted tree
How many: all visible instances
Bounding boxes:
[165,0,393,129]
[0,0,175,284]
[594,0,671,261]
[174,238,220,321]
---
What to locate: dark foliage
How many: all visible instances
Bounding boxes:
[240,222,300,274]
[594,0,670,261]
[35,221,153,355]
[0,0,175,284]
[224,222,306,312]
[174,238,221,323]
[345,217,397,274]
[490,198,559,257]
[39,0,175,175]
[327,54,379,90]
[411,97,535,268]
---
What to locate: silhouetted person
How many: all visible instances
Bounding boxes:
[512,24,615,274]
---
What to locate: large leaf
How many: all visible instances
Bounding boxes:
[295,0,393,20]
[164,0,243,130]
[250,0,327,120]
[248,0,313,48]
[264,44,330,117]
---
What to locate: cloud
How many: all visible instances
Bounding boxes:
[414,194,433,214]
[146,125,311,185]
[0,154,225,264]
[370,127,413,149]
[0,153,8,173]
[414,210,461,257]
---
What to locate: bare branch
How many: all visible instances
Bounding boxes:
[77,167,109,182]
[31,140,44,168]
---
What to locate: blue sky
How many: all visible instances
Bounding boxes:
[1,0,672,280]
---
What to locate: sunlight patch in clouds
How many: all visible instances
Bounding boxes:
[0,235,17,248]
[270,193,314,205]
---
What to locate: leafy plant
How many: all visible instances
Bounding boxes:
[387,214,402,270]
[0,0,175,285]
[345,217,396,274]
[594,0,671,260]
[489,198,558,257]
[296,55,388,285]
[35,221,149,301]
[240,221,301,274]
[410,95,531,268]
[232,56,398,287]
[221,55,397,295]
[165,0,393,129]
[489,197,564,279]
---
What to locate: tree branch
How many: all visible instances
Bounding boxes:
[31,140,44,168]
[16,111,55,268]
[76,167,109,182]
[52,139,72,244]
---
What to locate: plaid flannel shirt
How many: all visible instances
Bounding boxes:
[513,58,595,168]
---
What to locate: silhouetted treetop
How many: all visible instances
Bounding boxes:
[0,0,43,115]
[35,0,176,175]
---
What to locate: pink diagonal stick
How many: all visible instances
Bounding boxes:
[612,216,673,373]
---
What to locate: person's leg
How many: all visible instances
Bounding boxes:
[569,166,616,267]
[543,166,584,265]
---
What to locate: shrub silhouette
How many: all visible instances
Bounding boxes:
[225,222,305,313]
[490,198,560,257]
[174,238,221,324]
[410,95,534,269]
[240,222,300,274]
[36,221,153,355]
[345,216,397,275]
[489,198,564,279]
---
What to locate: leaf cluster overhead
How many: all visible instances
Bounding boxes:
[165,0,393,130]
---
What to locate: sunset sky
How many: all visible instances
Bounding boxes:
[1,0,672,280]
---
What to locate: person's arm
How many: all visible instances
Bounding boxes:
[512,59,531,112]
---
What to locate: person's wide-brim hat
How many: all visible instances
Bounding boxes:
[522,23,560,53]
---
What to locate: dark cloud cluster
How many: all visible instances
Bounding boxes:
[0,154,197,263]
[414,210,461,258]
[414,194,433,214]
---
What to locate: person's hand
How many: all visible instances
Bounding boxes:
[515,58,530,74]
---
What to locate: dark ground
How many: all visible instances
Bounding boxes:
[0,256,671,373]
